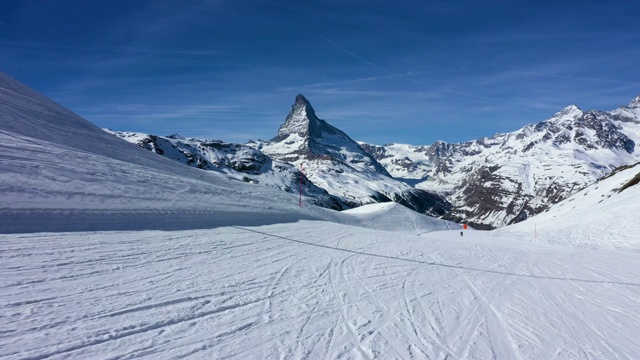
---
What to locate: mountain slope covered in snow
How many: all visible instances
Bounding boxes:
[501,161,640,249]
[361,97,640,229]
[0,72,344,232]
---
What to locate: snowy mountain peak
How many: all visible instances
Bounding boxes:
[273,93,322,142]
[553,104,583,120]
[292,93,317,119]
[269,94,366,160]
[294,93,312,107]
[263,94,388,169]
[630,95,640,108]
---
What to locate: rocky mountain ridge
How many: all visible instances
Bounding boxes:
[360,97,640,228]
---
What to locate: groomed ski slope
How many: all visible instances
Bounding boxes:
[2,218,640,359]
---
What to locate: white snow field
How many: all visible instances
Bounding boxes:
[1,72,640,359]
[499,161,640,251]
[3,221,640,359]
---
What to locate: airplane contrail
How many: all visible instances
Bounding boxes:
[318,35,419,83]
[0,39,220,56]
[518,71,633,85]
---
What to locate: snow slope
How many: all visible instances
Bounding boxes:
[501,162,640,250]
[3,223,640,359]
[342,202,459,234]
[0,73,211,177]
[2,72,640,359]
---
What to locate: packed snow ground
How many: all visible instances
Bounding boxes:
[3,221,640,359]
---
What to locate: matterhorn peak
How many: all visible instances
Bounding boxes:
[291,93,318,119]
[265,93,389,171]
[629,95,640,108]
[272,94,322,142]
[294,93,311,106]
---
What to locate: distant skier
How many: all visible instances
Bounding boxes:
[460,231,463,237]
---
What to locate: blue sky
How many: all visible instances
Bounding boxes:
[1,0,639,145]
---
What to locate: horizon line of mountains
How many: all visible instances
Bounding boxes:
[109,93,640,229]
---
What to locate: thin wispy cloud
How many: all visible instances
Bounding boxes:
[439,89,497,103]
[570,83,640,99]
[515,71,635,85]
[2,1,639,145]
[318,35,419,84]
[0,39,221,56]
[276,71,424,93]
[120,104,239,119]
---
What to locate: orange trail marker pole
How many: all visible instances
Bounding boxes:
[299,165,304,207]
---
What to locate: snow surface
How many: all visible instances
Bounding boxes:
[501,162,640,250]
[342,202,459,234]
[3,222,640,359]
[2,72,640,359]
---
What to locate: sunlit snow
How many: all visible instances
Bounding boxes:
[2,72,640,359]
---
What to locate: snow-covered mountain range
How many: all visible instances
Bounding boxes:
[101,89,640,228]
[110,94,451,218]
[502,160,640,249]
[109,91,640,229]
[360,97,640,228]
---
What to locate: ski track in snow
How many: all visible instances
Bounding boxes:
[2,223,640,359]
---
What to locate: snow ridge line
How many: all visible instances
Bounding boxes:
[232,226,640,287]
